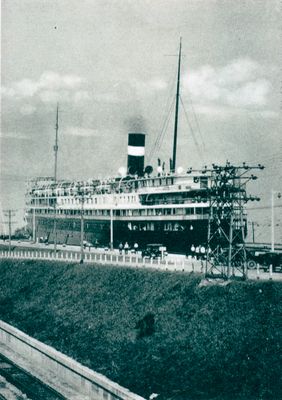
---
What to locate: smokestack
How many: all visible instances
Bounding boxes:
[127,133,145,176]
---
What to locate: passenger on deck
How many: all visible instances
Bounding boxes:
[119,242,123,254]
[124,242,129,254]
[134,242,139,254]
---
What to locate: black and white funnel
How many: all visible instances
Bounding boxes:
[127,133,145,176]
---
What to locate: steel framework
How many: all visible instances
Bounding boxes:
[204,162,264,279]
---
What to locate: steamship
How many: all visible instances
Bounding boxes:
[25,41,212,253]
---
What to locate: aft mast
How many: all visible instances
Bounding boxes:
[53,103,59,252]
[54,103,59,182]
[171,37,182,173]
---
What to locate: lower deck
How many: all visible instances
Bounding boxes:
[27,215,209,253]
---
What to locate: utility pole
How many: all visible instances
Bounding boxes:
[252,221,255,243]
[80,196,85,263]
[271,190,281,252]
[53,103,59,254]
[3,210,17,255]
[76,183,90,264]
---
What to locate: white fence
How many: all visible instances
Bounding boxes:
[0,250,278,280]
[0,249,204,273]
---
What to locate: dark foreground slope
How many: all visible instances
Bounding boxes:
[0,260,281,400]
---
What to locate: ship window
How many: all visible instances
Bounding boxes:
[196,207,203,215]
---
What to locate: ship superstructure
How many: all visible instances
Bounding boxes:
[25,132,212,252]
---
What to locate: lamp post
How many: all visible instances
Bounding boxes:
[271,190,281,252]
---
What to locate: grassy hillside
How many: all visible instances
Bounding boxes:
[0,259,281,400]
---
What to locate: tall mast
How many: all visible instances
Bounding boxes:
[172,37,182,172]
[54,103,59,182]
[53,104,59,253]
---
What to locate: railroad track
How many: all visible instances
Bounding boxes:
[0,353,66,400]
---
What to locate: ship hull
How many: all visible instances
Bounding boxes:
[28,215,209,254]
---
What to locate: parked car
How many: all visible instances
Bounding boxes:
[142,244,167,259]
[255,251,282,272]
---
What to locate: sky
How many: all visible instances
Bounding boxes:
[1,0,281,242]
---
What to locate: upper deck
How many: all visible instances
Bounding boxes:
[26,172,211,201]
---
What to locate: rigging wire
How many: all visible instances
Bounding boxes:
[147,98,175,162]
[184,90,206,151]
[147,65,178,163]
[155,99,175,154]
[179,95,204,163]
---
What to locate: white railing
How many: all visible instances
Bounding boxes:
[0,250,279,280]
[0,249,204,273]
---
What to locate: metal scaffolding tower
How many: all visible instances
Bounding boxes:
[205,162,264,280]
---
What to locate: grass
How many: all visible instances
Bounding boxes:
[0,259,281,400]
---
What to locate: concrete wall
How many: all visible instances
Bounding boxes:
[0,320,145,400]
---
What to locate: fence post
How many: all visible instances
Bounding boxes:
[256,263,260,280]
[200,260,204,273]
[269,264,273,280]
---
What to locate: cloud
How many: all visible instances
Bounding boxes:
[0,131,31,140]
[20,104,36,115]
[225,80,270,106]
[2,71,88,104]
[192,104,279,120]
[63,126,99,137]
[129,77,168,97]
[183,58,275,114]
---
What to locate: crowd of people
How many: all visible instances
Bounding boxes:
[118,241,139,254]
